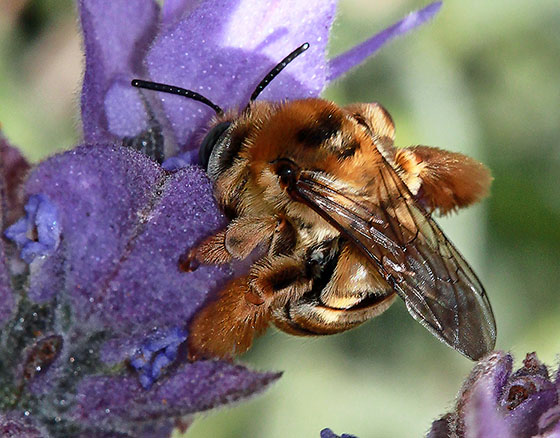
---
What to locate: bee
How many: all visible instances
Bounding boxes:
[132,43,496,362]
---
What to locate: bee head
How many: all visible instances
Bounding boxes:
[131,43,309,176]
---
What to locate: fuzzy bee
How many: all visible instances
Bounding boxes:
[132,43,496,361]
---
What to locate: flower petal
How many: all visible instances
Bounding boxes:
[429,352,513,436]
[499,353,559,438]
[327,2,442,82]
[24,145,160,303]
[320,428,358,438]
[501,378,558,438]
[457,351,513,410]
[431,352,560,438]
[129,326,189,389]
[427,414,455,438]
[161,0,200,28]
[21,145,241,400]
[79,0,159,143]
[161,150,199,171]
[83,165,228,330]
[538,406,560,437]
[70,361,281,433]
[144,0,337,151]
[464,382,511,438]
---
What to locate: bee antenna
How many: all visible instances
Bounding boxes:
[131,79,224,115]
[248,42,310,105]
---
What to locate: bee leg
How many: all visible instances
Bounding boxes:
[187,276,271,361]
[181,229,230,270]
[268,215,298,257]
[247,255,311,308]
[394,146,492,215]
[224,215,278,259]
[187,218,298,360]
[183,215,278,269]
[188,253,309,360]
[272,243,396,336]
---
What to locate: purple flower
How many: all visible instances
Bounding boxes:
[428,352,560,438]
[161,149,199,171]
[0,144,282,437]
[79,0,441,161]
[129,326,189,389]
[0,0,442,436]
[321,428,358,438]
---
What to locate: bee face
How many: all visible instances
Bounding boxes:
[132,44,496,362]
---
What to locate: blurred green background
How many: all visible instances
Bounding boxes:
[1,0,559,437]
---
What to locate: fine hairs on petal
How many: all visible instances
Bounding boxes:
[429,352,560,438]
[328,2,442,81]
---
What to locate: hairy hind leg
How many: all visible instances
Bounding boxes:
[188,253,309,360]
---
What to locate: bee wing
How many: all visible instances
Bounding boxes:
[294,164,496,360]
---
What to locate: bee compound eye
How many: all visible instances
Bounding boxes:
[199,121,232,172]
[273,158,300,191]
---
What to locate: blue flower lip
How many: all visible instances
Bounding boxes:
[129,326,188,389]
[4,193,61,264]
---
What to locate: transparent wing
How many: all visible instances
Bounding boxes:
[294,164,496,360]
